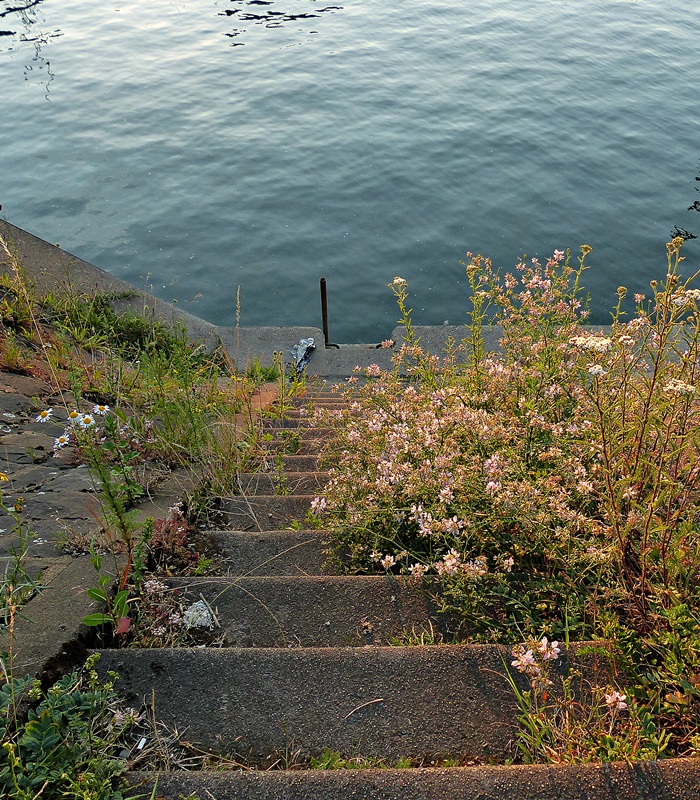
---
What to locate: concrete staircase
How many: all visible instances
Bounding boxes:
[97,391,700,799]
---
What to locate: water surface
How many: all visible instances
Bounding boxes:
[1,0,699,340]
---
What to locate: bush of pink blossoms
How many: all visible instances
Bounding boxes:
[311,240,700,757]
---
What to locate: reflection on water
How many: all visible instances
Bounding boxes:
[220,0,342,45]
[0,0,58,97]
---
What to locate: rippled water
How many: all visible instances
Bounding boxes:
[1,0,699,341]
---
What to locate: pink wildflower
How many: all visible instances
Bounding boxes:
[604,690,627,711]
[511,646,536,673]
[310,496,327,515]
[538,637,561,661]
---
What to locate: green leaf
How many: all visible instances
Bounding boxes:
[113,590,130,618]
[87,587,108,603]
[82,613,112,626]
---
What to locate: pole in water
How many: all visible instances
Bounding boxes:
[319,277,339,348]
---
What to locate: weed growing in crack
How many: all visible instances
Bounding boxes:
[506,637,671,763]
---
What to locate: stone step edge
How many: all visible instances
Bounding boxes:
[166,575,435,647]
[129,760,700,800]
[207,529,330,535]
[170,575,417,585]
[233,472,329,492]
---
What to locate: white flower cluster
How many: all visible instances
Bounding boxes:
[460,555,488,580]
[434,548,461,576]
[511,638,562,693]
[511,637,561,677]
[664,378,695,396]
[604,689,628,711]
[310,496,327,515]
[570,334,612,353]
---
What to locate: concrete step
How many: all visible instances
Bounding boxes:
[278,454,336,472]
[168,575,434,647]
[270,403,348,417]
[259,413,317,427]
[293,394,349,403]
[234,472,328,495]
[211,495,314,530]
[208,530,329,576]
[129,760,700,800]
[261,427,332,439]
[96,644,595,767]
[0,555,49,581]
[260,430,334,456]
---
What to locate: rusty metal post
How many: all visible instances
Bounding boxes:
[320,278,339,348]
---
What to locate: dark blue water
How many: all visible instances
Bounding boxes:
[1,0,699,341]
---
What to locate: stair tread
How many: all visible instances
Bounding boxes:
[168,575,434,647]
[209,530,329,576]
[97,644,598,766]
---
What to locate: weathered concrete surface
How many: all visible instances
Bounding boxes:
[96,645,590,765]
[212,494,315,530]
[0,218,223,351]
[0,467,193,679]
[260,428,335,456]
[130,759,700,800]
[0,364,197,678]
[234,472,328,495]
[218,325,328,370]
[0,555,98,676]
[279,454,334,472]
[168,575,436,647]
[209,530,329,576]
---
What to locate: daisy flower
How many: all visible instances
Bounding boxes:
[67,410,81,425]
[78,414,95,429]
[36,408,53,423]
[93,404,110,415]
[54,433,71,450]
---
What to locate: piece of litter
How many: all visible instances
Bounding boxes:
[137,737,147,750]
[291,338,315,375]
[182,600,214,629]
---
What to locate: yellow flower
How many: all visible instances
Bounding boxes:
[0,472,7,482]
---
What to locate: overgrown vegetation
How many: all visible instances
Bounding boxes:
[1,654,145,800]
[312,239,700,761]
[0,234,290,793]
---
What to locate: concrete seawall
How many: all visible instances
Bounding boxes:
[0,218,504,378]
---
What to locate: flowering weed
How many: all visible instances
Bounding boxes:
[313,239,700,759]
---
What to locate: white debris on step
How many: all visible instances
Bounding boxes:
[182,600,214,629]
